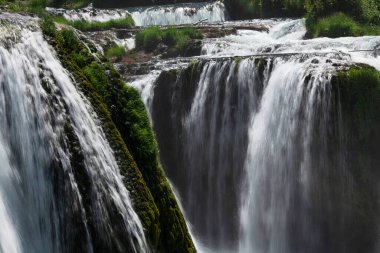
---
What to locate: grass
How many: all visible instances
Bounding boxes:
[53,15,135,31]
[0,0,48,15]
[135,26,202,53]
[307,12,380,38]
[105,45,126,59]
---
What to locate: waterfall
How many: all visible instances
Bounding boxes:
[0,13,148,253]
[130,17,380,253]
[129,1,228,26]
[47,1,229,26]
[239,57,347,253]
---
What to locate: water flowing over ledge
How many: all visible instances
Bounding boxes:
[130,17,380,253]
[0,13,149,253]
[47,1,229,26]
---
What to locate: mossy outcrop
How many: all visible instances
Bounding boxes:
[40,18,195,253]
[331,65,380,253]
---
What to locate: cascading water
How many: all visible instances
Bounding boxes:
[130,17,380,253]
[128,1,228,26]
[239,57,348,253]
[47,1,228,26]
[0,13,149,253]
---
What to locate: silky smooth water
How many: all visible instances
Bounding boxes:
[131,16,380,253]
[47,1,228,26]
[0,13,148,253]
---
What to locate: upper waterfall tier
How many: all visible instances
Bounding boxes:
[47,1,229,26]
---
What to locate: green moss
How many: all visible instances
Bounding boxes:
[40,18,195,253]
[332,65,380,253]
[336,66,380,139]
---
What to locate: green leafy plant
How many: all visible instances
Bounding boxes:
[105,45,126,59]
[135,26,202,53]
[53,15,135,31]
[308,12,380,38]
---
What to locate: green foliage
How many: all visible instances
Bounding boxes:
[337,66,380,138]
[40,17,57,37]
[308,12,380,38]
[309,13,358,38]
[0,0,48,15]
[141,27,162,52]
[105,45,126,59]
[53,15,135,31]
[226,0,380,24]
[136,26,202,53]
[61,0,89,8]
[227,0,305,19]
[359,0,380,24]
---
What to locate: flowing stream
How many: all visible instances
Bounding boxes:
[0,13,148,253]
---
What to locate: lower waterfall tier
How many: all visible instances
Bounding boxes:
[149,58,380,253]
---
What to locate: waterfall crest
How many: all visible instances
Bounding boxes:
[47,1,228,26]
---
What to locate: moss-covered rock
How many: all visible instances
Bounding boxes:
[330,65,380,253]
[40,18,195,253]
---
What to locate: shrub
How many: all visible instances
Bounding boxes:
[105,45,126,59]
[308,12,380,38]
[136,26,202,53]
[53,16,135,31]
[142,27,162,52]
[313,13,357,38]
[162,27,178,46]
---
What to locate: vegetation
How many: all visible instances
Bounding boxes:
[224,0,380,37]
[0,0,48,14]
[135,26,202,53]
[332,65,380,253]
[53,15,135,31]
[307,12,380,38]
[336,66,380,139]
[40,17,195,253]
[105,45,126,59]
[226,0,379,21]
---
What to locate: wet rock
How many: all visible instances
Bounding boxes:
[183,40,202,57]
[311,58,319,64]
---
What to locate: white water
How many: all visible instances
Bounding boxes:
[129,70,161,112]
[129,1,228,26]
[47,1,228,26]
[0,13,149,253]
[239,57,344,253]
[201,19,380,70]
[129,16,380,253]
